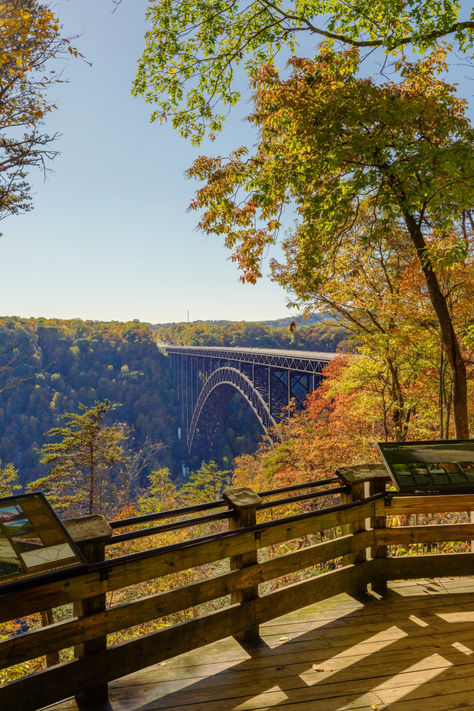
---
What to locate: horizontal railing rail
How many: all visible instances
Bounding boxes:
[108,477,341,530]
[110,486,344,544]
[2,470,474,711]
[259,485,346,510]
[108,498,228,529]
[257,476,341,497]
[109,509,234,544]
[0,494,379,617]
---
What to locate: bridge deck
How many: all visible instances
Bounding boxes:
[46,577,474,711]
[163,344,337,362]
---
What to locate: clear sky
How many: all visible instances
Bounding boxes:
[0,0,290,324]
[0,1,472,325]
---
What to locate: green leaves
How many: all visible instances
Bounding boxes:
[180,460,230,504]
[187,49,472,289]
[133,0,473,142]
[30,400,129,516]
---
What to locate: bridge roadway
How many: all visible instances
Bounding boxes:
[163,345,337,454]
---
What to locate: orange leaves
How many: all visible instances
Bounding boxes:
[0,1,82,220]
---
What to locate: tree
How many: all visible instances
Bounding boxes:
[284,210,473,440]
[188,49,473,437]
[0,1,77,223]
[180,460,230,504]
[29,400,128,515]
[108,440,165,512]
[136,467,180,515]
[133,0,473,142]
[0,458,20,497]
[0,320,38,394]
[232,357,394,491]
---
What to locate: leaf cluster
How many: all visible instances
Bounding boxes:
[188,49,473,292]
[0,0,79,221]
[133,0,473,141]
[29,399,129,515]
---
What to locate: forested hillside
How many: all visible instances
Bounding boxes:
[0,316,344,488]
[0,318,178,484]
[154,318,346,351]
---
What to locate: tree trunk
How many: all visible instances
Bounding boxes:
[403,212,469,438]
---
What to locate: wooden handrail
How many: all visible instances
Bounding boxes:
[2,474,474,711]
[108,476,341,530]
[109,509,233,543]
[109,486,344,543]
[0,495,382,621]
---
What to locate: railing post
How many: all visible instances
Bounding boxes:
[369,476,388,596]
[336,464,390,596]
[64,514,113,708]
[223,486,262,645]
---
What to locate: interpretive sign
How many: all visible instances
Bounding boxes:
[377,440,474,494]
[0,492,85,585]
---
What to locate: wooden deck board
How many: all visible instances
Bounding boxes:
[43,578,474,711]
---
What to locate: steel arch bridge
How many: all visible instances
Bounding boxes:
[164,345,336,454]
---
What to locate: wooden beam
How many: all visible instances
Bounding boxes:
[336,463,390,485]
[0,534,364,668]
[375,552,474,580]
[388,495,474,515]
[255,563,369,624]
[224,486,262,643]
[376,523,474,546]
[64,515,112,708]
[370,478,388,595]
[0,499,377,623]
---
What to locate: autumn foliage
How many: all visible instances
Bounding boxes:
[0,0,77,220]
[189,47,473,437]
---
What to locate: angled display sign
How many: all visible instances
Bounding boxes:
[0,492,84,585]
[378,440,474,495]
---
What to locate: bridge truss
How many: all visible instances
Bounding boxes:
[165,346,336,454]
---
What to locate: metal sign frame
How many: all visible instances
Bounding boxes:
[377,439,474,495]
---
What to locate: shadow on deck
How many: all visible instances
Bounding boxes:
[47,578,474,711]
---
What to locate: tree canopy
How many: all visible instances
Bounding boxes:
[30,400,128,515]
[188,49,473,437]
[133,0,473,142]
[0,1,77,223]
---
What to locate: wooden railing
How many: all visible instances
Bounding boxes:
[1,466,474,710]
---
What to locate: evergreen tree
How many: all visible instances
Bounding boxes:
[29,400,128,515]
[180,461,231,504]
[137,467,179,514]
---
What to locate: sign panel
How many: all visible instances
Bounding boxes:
[377,440,474,494]
[0,492,85,585]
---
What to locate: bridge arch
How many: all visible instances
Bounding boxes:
[187,367,279,454]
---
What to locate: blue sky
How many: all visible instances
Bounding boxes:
[0,0,289,324]
[0,1,472,324]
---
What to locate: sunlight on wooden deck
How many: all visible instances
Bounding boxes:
[45,577,474,711]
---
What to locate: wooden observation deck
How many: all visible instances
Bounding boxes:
[2,465,474,711]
